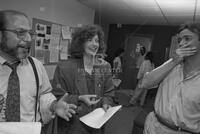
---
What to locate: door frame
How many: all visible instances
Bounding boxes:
[121,33,154,89]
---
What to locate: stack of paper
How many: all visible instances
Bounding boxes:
[0,122,41,134]
[80,105,122,129]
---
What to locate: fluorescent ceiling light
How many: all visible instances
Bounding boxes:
[157,0,195,7]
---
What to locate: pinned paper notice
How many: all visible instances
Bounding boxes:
[80,105,122,129]
[62,26,71,39]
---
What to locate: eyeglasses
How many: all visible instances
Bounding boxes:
[0,28,37,41]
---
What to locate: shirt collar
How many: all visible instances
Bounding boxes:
[180,63,200,81]
[0,50,17,65]
[20,58,29,65]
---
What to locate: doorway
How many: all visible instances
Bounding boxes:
[121,34,153,89]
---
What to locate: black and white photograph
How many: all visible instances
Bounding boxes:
[0,0,200,134]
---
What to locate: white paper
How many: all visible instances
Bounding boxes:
[51,24,61,34]
[0,122,41,134]
[60,39,69,60]
[49,34,60,62]
[35,49,44,64]
[35,23,46,34]
[62,26,71,39]
[80,105,122,129]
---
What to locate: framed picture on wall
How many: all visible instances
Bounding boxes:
[124,34,153,69]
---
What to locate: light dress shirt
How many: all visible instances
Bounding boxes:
[144,63,200,134]
[0,54,56,123]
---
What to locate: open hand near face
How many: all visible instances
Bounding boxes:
[176,44,197,57]
[54,93,77,121]
[79,94,101,106]
[173,44,197,64]
[174,29,198,63]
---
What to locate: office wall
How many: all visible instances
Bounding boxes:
[107,24,178,66]
[0,0,95,26]
[1,0,95,79]
[94,11,110,43]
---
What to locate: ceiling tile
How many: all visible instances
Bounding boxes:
[166,16,193,25]
[194,0,200,22]
[157,0,195,15]
[77,0,197,25]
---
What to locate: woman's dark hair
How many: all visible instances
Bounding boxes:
[114,48,124,57]
[140,46,146,56]
[178,22,200,40]
[69,25,106,58]
[145,51,154,63]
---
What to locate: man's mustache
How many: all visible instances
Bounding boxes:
[17,45,31,49]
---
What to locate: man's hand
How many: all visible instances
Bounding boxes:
[102,104,111,111]
[79,95,101,106]
[53,93,77,121]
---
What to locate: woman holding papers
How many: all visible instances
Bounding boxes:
[52,25,115,134]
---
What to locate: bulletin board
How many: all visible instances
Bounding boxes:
[31,18,75,64]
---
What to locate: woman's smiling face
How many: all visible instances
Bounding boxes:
[84,34,99,56]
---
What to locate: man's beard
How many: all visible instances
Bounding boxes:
[16,45,30,59]
[0,36,30,60]
[0,36,17,58]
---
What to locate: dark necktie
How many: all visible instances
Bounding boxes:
[5,61,20,122]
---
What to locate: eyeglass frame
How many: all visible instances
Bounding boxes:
[0,28,37,41]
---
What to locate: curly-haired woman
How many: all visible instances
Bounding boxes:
[52,25,115,134]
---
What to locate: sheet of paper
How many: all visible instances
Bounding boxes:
[80,105,122,129]
[60,39,69,60]
[49,34,60,62]
[51,24,61,34]
[0,122,41,134]
[62,26,71,39]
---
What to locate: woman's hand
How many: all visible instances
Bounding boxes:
[174,44,197,63]
[102,104,112,111]
[79,95,101,106]
[112,77,122,87]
